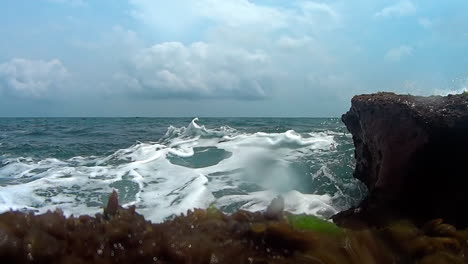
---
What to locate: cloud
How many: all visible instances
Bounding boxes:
[384,45,413,62]
[374,0,416,18]
[129,0,287,31]
[296,1,340,26]
[129,0,339,34]
[0,58,69,98]
[196,0,287,28]
[114,42,273,99]
[114,0,342,100]
[5,0,467,117]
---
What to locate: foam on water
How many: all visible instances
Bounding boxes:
[0,118,364,222]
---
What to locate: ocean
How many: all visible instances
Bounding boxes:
[0,118,366,222]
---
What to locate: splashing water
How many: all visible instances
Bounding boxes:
[0,118,366,222]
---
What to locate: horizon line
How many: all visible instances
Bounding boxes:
[0,116,341,119]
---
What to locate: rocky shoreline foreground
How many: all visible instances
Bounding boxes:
[1,191,468,263]
[0,92,467,263]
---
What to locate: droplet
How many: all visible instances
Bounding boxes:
[97,249,103,255]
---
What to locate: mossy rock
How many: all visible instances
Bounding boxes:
[206,204,223,219]
[286,214,343,235]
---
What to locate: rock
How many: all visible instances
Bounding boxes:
[104,190,119,218]
[334,92,468,227]
[265,196,284,220]
[0,197,403,263]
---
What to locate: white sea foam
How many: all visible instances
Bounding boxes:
[215,190,337,218]
[0,118,356,222]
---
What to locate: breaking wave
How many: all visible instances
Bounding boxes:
[0,118,366,222]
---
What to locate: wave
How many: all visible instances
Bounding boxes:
[0,118,364,222]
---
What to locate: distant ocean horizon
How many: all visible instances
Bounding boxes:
[0,116,341,118]
[0,117,366,222]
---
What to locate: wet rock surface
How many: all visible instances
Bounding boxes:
[1,193,468,263]
[0,194,396,264]
[334,92,468,227]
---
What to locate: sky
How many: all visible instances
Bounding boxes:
[1,0,468,117]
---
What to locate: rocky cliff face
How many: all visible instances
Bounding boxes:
[335,92,468,227]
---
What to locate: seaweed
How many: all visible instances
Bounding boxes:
[0,192,466,263]
[286,214,343,235]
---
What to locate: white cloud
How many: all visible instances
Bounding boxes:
[114,42,273,99]
[296,1,340,26]
[129,0,199,33]
[129,0,287,30]
[375,0,416,18]
[384,45,413,62]
[0,58,69,98]
[129,0,339,33]
[116,0,342,100]
[127,0,288,37]
[197,0,287,28]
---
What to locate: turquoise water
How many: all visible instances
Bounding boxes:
[0,118,366,222]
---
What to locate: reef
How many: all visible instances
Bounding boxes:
[1,191,468,263]
[333,92,468,227]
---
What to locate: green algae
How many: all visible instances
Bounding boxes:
[286,214,343,235]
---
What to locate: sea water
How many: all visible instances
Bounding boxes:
[0,118,366,222]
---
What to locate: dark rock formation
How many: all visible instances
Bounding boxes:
[334,92,468,227]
